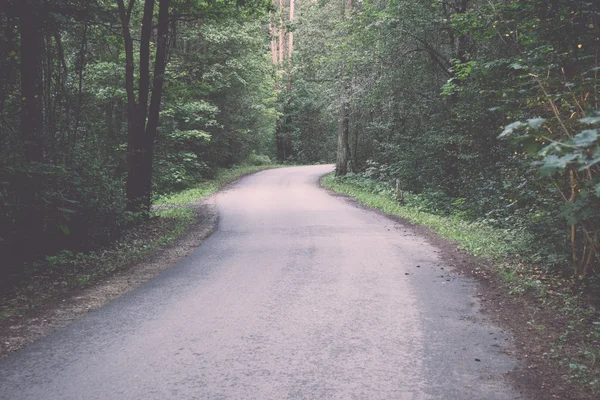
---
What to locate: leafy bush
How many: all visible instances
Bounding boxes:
[245,153,272,166]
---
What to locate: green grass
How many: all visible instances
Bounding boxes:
[155,164,285,206]
[321,173,530,261]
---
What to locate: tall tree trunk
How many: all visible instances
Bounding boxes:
[269,23,278,64]
[335,0,352,176]
[117,0,140,210]
[120,0,170,214]
[456,1,473,63]
[124,0,154,213]
[138,0,170,213]
[288,0,294,59]
[70,23,88,162]
[278,0,284,63]
[286,0,295,93]
[335,96,350,176]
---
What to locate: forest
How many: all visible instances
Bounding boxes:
[0,0,599,290]
[285,0,600,282]
[0,0,278,281]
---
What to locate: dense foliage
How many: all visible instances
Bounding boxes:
[0,0,277,276]
[286,0,599,277]
[2,0,598,284]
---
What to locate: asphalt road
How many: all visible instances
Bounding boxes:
[0,165,523,400]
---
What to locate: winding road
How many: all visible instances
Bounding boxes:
[0,165,523,399]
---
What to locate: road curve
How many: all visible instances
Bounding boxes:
[0,165,523,400]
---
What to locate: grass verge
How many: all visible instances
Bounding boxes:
[0,164,283,323]
[321,174,531,260]
[321,172,600,394]
[154,164,285,206]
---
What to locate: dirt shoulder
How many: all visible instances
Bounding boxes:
[0,199,218,356]
[323,188,598,400]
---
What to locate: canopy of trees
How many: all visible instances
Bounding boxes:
[0,0,277,275]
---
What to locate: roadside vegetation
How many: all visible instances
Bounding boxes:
[0,163,281,323]
[322,172,600,393]
[287,0,599,282]
[1,0,280,289]
[0,165,280,322]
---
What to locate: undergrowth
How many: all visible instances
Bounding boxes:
[0,164,282,322]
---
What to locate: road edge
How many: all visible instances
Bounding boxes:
[318,172,595,400]
[0,166,286,357]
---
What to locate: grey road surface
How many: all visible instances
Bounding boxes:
[0,165,523,400]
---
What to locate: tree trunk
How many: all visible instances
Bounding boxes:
[335,0,352,176]
[121,0,170,214]
[335,99,350,176]
[278,0,284,63]
[288,0,294,59]
[286,0,295,93]
[138,0,170,213]
[117,0,141,212]
[269,23,278,64]
[125,0,154,213]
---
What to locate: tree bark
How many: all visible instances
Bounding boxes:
[335,0,352,176]
[278,0,284,63]
[124,0,154,213]
[269,23,278,64]
[335,95,350,177]
[121,0,170,214]
[138,0,170,213]
[117,0,140,209]
[285,0,295,93]
[288,0,294,59]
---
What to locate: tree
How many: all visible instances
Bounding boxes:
[335,0,352,176]
[288,0,599,276]
[117,0,170,214]
[1,0,275,277]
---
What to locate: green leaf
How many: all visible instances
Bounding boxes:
[509,63,527,70]
[58,223,71,235]
[539,154,578,175]
[499,121,525,138]
[585,149,600,169]
[520,137,540,155]
[579,116,600,124]
[527,118,546,129]
[569,129,598,147]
